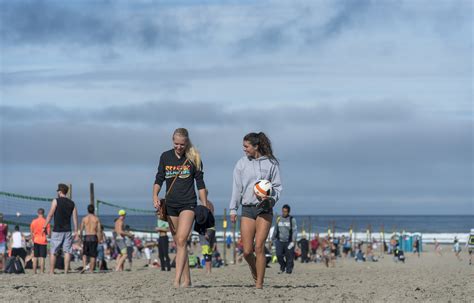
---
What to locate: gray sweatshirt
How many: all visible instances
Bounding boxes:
[272,215,297,243]
[229,156,282,216]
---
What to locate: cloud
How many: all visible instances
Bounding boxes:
[1,1,472,214]
[1,101,472,212]
[0,0,213,51]
[2,0,471,56]
[0,101,474,213]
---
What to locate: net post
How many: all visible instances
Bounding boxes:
[90,183,95,206]
[67,184,72,199]
[232,213,236,264]
[223,208,227,266]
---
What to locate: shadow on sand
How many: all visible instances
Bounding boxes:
[192,283,323,289]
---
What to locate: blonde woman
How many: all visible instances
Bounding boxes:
[153,128,209,288]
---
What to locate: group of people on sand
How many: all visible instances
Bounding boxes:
[0,184,105,274]
[1,128,282,290]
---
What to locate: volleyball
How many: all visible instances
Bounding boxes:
[254,179,272,198]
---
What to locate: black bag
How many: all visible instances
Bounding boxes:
[5,257,25,274]
[55,254,65,270]
[99,259,108,271]
[25,259,33,269]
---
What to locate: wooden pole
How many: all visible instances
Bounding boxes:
[349,223,353,252]
[366,224,371,256]
[67,184,72,199]
[353,222,357,251]
[223,208,227,266]
[332,220,336,238]
[309,217,312,240]
[89,182,95,206]
[233,215,236,264]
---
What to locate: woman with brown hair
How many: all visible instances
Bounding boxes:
[229,132,282,289]
[153,128,209,288]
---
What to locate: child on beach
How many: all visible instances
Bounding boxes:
[453,238,462,261]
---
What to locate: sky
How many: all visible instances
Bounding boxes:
[0,0,472,215]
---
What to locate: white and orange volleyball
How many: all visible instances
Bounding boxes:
[254,179,272,198]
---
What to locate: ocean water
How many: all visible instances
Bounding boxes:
[5,214,473,234]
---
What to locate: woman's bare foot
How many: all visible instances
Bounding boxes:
[173,281,180,288]
[181,280,192,288]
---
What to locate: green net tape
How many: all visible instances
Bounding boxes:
[0,191,52,202]
[4,220,32,228]
[97,200,156,214]
[3,221,155,233]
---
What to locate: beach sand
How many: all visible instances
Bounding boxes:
[0,245,472,302]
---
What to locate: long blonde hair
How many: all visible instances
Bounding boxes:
[173,128,202,171]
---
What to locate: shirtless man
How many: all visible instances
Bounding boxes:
[114,210,133,271]
[80,205,102,273]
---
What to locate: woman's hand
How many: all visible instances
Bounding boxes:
[230,214,237,223]
[153,196,161,209]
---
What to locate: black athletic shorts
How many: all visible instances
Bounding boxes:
[241,204,273,220]
[34,243,47,258]
[11,248,27,260]
[83,235,98,258]
[166,203,196,217]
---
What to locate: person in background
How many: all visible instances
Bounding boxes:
[80,204,102,273]
[113,210,133,271]
[311,234,320,261]
[0,214,8,271]
[156,214,171,271]
[134,237,144,259]
[124,225,134,271]
[453,237,462,261]
[434,238,442,257]
[143,240,155,267]
[342,235,352,258]
[226,234,232,250]
[467,229,474,265]
[297,232,310,263]
[413,237,421,258]
[271,204,297,274]
[199,199,216,275]
[43,184,79,274]
[10,225,27,262]
[97,225,107,271]
[30,208,50,274]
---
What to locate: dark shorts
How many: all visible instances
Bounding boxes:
[11,248,27,260]
[83,235,98,258]
[166,203,196,217]
[34,243,47,258]
[241,205,273,220]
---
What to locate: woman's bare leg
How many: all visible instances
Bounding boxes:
[168,211,194,288]
[254,214,272,289]
[240,217,257,283]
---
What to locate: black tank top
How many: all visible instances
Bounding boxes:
[53,197,75,232]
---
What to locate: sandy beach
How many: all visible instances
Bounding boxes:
[0,244,472,302]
